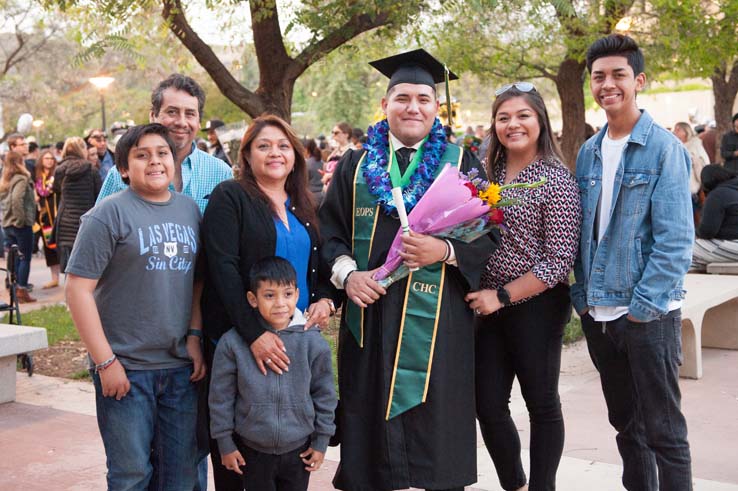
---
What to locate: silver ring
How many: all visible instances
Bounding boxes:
[475,309,481,315]
[265,358,272,364]
[310,463,315,467]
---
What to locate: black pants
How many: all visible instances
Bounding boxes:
[581,311,692,491]
[475,283,570,491]
[235,438,310,491]
[204,338,245,490]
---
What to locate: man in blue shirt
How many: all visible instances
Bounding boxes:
[571,35,693,491]
[86,129,115,182]
[97,74,232,213]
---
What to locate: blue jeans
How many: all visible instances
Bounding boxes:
[582,310,692,491]
[3,226,33,287]
[93,365,198,491]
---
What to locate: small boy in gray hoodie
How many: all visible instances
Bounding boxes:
[209,256,336,490]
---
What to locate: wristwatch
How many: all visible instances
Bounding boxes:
[186,329,203,339]
[496,287,512,307]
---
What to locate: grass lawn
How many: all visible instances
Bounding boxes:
[564,314,583,345]
[3,304,78,345]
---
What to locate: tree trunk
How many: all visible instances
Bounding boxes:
[254,80,294,122]
[554,57,587,170]
[711,60,738,163]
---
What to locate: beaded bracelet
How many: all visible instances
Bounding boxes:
[95,354,117,373]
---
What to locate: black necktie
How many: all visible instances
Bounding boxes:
[396,147,414,174]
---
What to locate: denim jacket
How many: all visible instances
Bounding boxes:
[571,110,694,322]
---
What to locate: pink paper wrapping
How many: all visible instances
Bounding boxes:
[373,164,490,281]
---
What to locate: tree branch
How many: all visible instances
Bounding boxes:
[530,61,556,80]
[289,11,391,80]
[2,30,27,76]
[161,0,264,115]
[4,24,57,76]
[472,44,557,80]
[250,0,291,85]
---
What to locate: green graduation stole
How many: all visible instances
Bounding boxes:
[348,143,462,419]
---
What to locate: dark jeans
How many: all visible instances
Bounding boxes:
[3,226,33,287]
[581,310,692,491]
[475,284,570,491]
[92,365,198,491]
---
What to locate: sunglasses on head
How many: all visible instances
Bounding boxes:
[90,134,106,141]
[495,81,536,96]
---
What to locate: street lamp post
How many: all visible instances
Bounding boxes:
[89,76,115,132]
[32,119,44,143]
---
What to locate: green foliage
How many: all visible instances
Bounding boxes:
[70,369,91,380]
[201,77,251,125]
[645,0,738,78]
[2,305,78,346]
[73,33,141,66]
[323,318,339,391]
[292,40,387,136]
[564,314,583,344]
[426,0,623,83]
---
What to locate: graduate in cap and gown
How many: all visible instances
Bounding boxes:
[319,49,498,491]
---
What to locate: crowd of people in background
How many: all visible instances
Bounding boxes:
[1,96,737,299]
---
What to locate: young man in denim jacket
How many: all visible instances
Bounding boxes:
[571,34,694,491]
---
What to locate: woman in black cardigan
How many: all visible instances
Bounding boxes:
[201,114,335,490]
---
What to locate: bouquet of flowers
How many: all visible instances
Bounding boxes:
[372,163,545,288]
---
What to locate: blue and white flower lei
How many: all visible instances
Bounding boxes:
[361,117,447,214]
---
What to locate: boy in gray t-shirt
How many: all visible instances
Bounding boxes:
[66,124,205,491]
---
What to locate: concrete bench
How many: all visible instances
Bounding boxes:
[0,324,48,403]
[706,262,738,275]
[680,274,738,379]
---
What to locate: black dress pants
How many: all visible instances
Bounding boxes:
[235,438,311,491]
[475,283,570,491]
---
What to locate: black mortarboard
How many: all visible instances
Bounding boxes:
[369,49,458,92]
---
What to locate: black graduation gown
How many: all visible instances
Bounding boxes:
[319,147,497,490]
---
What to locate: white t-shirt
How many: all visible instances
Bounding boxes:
[590,133,681,322]
[590,134,630,321]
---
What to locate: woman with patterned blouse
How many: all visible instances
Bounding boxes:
[465,83,581,491]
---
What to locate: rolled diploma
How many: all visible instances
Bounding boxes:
[392,187,418,272]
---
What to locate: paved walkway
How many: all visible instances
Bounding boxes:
[2,257,737,489]
[3,342,737,490]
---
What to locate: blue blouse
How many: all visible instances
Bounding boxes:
[273,200,311,311]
